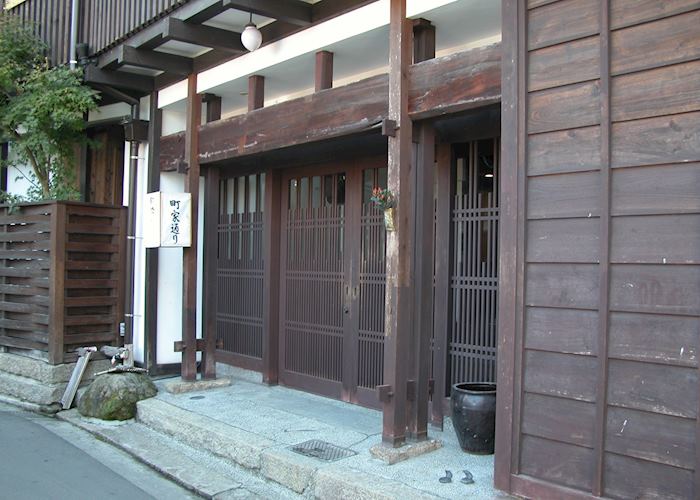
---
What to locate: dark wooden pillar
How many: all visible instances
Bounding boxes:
[182,74,202,381]
[145,92,161,372]
[408,122,435,440]
[203,93,222,122]
[315,50,333,91]
[409,16,437,439]
[494,0,519,491]
[380,0,413,447]
[431,143,452,428]
[201,93,221,379]
[202,166,220,379]
[248,75,265,111]
[412,19,435,63]
[262,169,282,384]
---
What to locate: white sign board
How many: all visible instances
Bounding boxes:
[143,192,161,248]
[143,191,192,248]
[161,192,192,247]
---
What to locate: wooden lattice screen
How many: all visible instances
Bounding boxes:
[0,201,126,364]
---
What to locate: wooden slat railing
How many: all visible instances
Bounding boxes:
[0,201,126,364]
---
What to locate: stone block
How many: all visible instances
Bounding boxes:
[137,398,274,470]
[314,466,441,500]
[162,376,232,394]
[260,447,320,493]
[369,439,443,465]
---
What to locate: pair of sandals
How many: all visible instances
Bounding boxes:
[439,470,474,484]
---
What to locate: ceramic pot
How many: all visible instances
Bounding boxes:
[451,382,496,454]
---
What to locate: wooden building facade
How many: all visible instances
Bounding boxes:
[6,0,700,498]
[497,1,700,498]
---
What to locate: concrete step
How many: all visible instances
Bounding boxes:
[58,409,301,500]
[136,398,442,500]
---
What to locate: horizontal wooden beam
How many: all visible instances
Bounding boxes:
[223,0,312,26]
[163,18,245,53]
[409,42,501,120]
[160,130,187,172]
[159,43,501,168]
[84,65,154,93]
[119,46,192,75]
[199,73,388,164]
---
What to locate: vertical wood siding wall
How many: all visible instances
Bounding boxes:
[500,0,700,498]
[9,0,189,65]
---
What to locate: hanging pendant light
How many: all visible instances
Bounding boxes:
[241,12,262,52]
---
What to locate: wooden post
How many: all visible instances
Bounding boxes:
[145,92,161,372]
[315,50,333,91]
[262,169,281,384]
[203,93,222,122]
[202,166,220,379]
[412,19,435,63]
[248,75,265,111]
[201,93,222,379]
[431,143,452,428]
[408,122,435,440]
[182,74,202,381]
[380,0,413,447]
[48,202,67,365]
[494,0,520,491]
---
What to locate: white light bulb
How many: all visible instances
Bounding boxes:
[241,23,262,52]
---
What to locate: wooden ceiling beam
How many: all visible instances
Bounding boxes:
[222,0,312,26]
[84,65,154,93]
[120,46,193,75]
[101,46,193,75]
[163,18,245,53]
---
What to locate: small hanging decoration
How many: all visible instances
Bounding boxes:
[371,187,396,232]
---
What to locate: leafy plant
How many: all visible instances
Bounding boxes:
[0,12,97,201]
[370,187,395,210]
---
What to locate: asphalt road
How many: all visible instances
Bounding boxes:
[0,404,198,500]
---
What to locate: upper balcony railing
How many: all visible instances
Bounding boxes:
[5,0,191,66]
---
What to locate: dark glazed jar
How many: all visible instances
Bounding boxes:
[451,383,496,454]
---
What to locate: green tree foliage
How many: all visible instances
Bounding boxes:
[0,12,97,200]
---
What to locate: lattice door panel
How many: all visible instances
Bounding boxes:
[217,174,265,363]
[357,167,387,392]
[449,139,499,386]
[282,174,346,384]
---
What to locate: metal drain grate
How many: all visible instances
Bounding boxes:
[290,440,356,462]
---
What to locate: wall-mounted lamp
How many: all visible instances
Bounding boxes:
[241,12,262,52]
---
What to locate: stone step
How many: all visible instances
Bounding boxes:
[0,370,64,408]
[58,409,300,500]
[136,398,441,500]
[0,351,110,384]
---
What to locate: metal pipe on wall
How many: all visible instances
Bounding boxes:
[124,103,140,346]
[69,0,79,69]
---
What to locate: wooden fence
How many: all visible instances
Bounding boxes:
[0,201,126,364]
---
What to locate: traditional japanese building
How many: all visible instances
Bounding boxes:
[2,0,699,498]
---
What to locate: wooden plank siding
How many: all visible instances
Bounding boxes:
[8,0,189,66]
[0,201,126,364]
[499,0,700,498]
[159,43,502,171]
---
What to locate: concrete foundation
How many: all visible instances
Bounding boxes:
[0,352,112,412]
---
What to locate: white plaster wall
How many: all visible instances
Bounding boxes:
[156,171,205,365]
[6,146,35,197]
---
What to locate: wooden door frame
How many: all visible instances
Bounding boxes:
[276,155,387,406]
[278,161,356,401]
